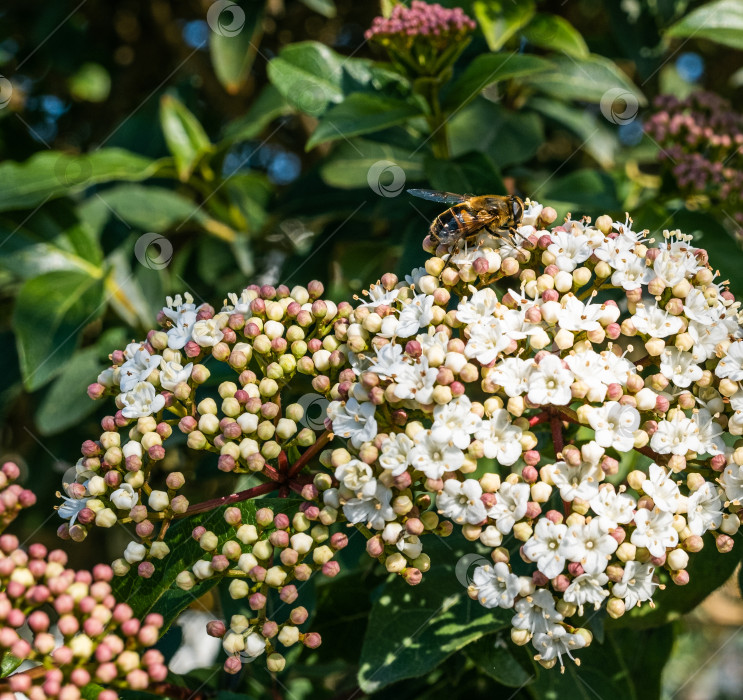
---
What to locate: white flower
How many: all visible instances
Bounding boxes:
[688,320,726,361]
[243,632,266,659]
[464,319,509,365]
[659,348,703,389]
[58,494,89,525]
[532,625,587,670]
[191,318,224,347]
[527,355,573,406]
[368,342,407,380]
[224,289,253,314]
[408,431,464,480]
[588,402,639,452]
[395,532,423,559]
[610,252,653,291]
[162,294,198,349]
[716,340,743,381]
[456,287,499,325]
[630,303,683,338]
[720,461,743,503]
[641,463,682,513]
[522,518,568,579]
[329,398,378,448]
[436,479,486,525]
[611,561,658,609]
[557,295,602,333]
[686,481,723,535]
[652,241,700,286]
[392,357,438,404]
[630,508,678,557]
[487,482,530,535]
[404,267,427,287]
[471,562,520,609]
[475,410,523,466]
[650,411,699,456]
[547,230,592,271]
[120,381,166,419]
[110,484,138,511]
[560,519,617,574]
[334,459,374,491]
[549,458,603,503]
[510,589,563,635]
[590,487,636,529]
[565,350,608,401]
[489,357,534,397]
[119,349,160,392]
[521,200,543,226]
[396,294,435,338]
[159,359,193,391]
[431,396,481,450]
[683,287,717,324]
[692,409,724,455]
[342,480,395,530]
[356,283,399,309]
[379,432,414,477]
[563,572,609,614]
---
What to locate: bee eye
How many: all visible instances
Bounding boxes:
[512,198,522,220]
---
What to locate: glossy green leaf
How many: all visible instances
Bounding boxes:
[209,1,265,94]
[96,184,206,231]
[523,13,589,59]
[319,138,425,189]
[537,169,620,216]
[425,151,505,195]
[466,634,533,687]
[159,95,212,181]
[35,347,102,435]
[299,0,336,17]
[522,54,646,106]
[267,41,347,116]
[473,0,536,51]
[0,149,162,213]
[358,542,511,693]
[0,652,22,678]
[68,62,111,102]
[13,270,105,391]
[666,0,743,50]
[442,53,552,112]
[223,85,292,142]
[307,93,423,150]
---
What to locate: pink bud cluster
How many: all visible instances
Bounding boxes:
[645,91,743,226]
[0,462,35,533]
[0,537,166,700]
[365,1,476,41]
[176,504,339,672]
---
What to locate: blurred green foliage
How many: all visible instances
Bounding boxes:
[2,0,743,698]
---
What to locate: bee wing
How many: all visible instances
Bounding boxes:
[407,189,467,205]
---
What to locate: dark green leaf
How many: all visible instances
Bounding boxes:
[299,0,336,18]
[13,270,105,391]
[473,0,536,51]
[0,149,162,213]
[537,169,619,216]
[357,538,511,693]
[35,347,102,435]
[209,1,265,94]
[466,634,534,687]
[0,652,22,678]
[159,95,212,181]
[222,85,292,142]
[96,184,206,231]
[666,0,743,50]
[522,55,646,106]
[442,53,552,113]
[425,151,505,195]
[319,139,425,190]
[307,93,423,150]
[522,14,589,59]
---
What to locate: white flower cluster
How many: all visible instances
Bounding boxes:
[327,203,743,670]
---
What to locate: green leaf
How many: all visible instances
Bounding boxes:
[267,41,347,116]
[299,0,336,17]
[0,149,162,213]
[68,62,111,102]
[209,1,265,94]
[223,85,292,142]
[442,53,552,112]
[527,625,674,700]
[522,54,646,106]
[465,635,533,687]
[13,270,105,391]
[35,347,102,435]
[159,95,212,181]
[1,652,22,678]
[112,498,301,630]
[96,184,206,231]
[537,169,619,216]
[425,151,505,195]
[473,0,536,51]
[666,0,743,49]
[307,93,423,150]
[523,13,589,59]
[319,138,425,190]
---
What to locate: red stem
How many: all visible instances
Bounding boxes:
[288,430,333,478]
[182,481,277,516]
[529,411,550,427]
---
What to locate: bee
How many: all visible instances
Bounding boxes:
[408,189,524,250]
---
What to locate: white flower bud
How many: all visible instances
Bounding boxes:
[278,626,299,647]
[192,559,214,579]
[253,540,273,560]
[229,579,250,599]
[150,542,170,559]
[176,571,195,590]
[635,388,657,411]
[479,525,503,547]
[265,566,287,587]
[382,522,403,544]
[720,514,740,535]
[122,441,143,459]
[70,634,94,659]
[531,482,552,503]
[148,490,170,512]
[95,508,117,528]
[276,418,297,440]
[238,553,259,574]
[123,541,146,564]
[237,413,259,433]
[290,532,314,555]
[667,549,689,570]
[87,476,107,496]
[110,485,138,510]
[222,632,245,654]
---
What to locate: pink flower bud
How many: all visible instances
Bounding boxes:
[303,632,322,649]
